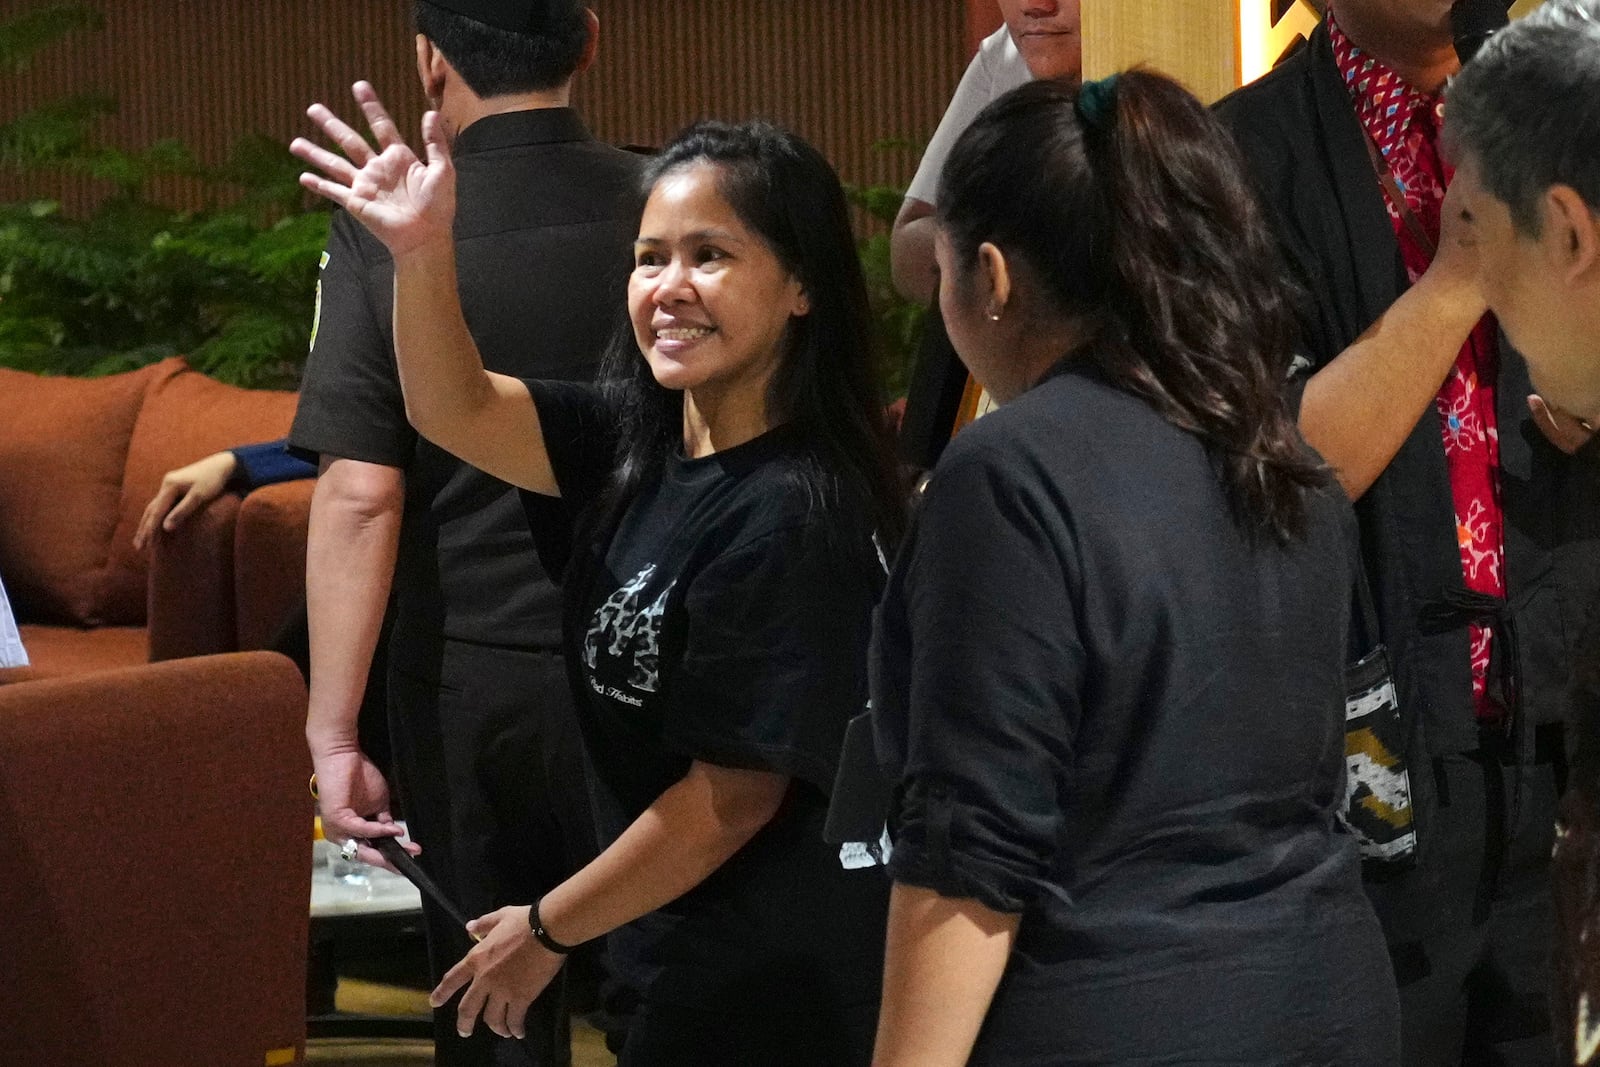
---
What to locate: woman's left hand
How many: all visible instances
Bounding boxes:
[429,905,565,1040]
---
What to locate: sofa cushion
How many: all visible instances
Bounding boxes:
[0,361,169,626]
[102,364,299,625]
[0,625,148,685]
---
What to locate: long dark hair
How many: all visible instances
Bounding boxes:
[938,73,1329,543]
[600,120,906,544]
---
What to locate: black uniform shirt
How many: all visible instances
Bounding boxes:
[289,108,643,652]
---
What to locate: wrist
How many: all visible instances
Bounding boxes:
[305,718,360,757]
[528,895,580,955]
[392,232,455,270]
[1415,266,1486,327]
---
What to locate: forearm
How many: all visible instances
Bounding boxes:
[1300,270,1485,499]
[873,883,1018,1067]
[391,242,497,443]
[537,762,787,946]
[304,458,402,750]
[890,200,939,306]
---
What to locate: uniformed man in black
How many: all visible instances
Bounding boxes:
[288,3,642,1063]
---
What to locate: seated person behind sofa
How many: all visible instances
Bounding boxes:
[132,440,313,551]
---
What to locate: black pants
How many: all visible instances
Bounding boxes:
[1368,731,1561,1067]
[388,637,600,1067]
[616,996,878,1067]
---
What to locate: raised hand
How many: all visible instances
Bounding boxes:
[291,81,456,258]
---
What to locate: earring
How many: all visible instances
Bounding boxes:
[986,306,1002,322]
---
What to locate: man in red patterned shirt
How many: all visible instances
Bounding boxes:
[1219,1,1600,1063]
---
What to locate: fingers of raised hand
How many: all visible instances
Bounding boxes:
[289,137,359,186]
[305,102,375,166]
[352,81,404,151]
[421,111,453,167]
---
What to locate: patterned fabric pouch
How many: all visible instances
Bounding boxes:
[1340,570,1417,869]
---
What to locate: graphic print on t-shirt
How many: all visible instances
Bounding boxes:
[585,564,675,702]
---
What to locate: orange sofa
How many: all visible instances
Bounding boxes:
[0,651,312,1065]
[0,357,311,682]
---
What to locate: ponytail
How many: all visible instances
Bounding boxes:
[938,73,1329,543]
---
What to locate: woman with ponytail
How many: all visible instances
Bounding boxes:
[871,73,1399,1066]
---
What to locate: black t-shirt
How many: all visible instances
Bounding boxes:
[289,109,642,653]
[524,380,889,1014]
[874,363,1397,1065]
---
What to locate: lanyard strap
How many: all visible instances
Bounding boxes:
[1359,128,1439,260]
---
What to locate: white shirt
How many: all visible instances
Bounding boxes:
[0,574,27,668]
[905,26,1034,207]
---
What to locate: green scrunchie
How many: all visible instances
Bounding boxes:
[1076,74,1120,131]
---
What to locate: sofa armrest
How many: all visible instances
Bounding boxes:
[0,651,311,1064]
[234,479,312,652]
[147,492,242,662]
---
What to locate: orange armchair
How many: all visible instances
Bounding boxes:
[0,651,312,1065]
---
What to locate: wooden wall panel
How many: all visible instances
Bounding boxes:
[964,0,1003,52]
[579,0,965,195]
[0,0,965,216]
[1081,0,1244,102]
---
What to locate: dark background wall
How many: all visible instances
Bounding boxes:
[0,0,967,215]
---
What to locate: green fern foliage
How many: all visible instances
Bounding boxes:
[0,4,328,388]
[0,3,101,74]
[845,145,928,399]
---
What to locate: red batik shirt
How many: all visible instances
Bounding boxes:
[1330,10,1506,722]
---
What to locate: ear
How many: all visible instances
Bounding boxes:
[789,280,811,319]
[415,34,448,105]
[977,241,1013,319]
[575,9,600,77]
[1545,185,1600,286]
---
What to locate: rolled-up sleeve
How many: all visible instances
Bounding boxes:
[885,440,1084,913]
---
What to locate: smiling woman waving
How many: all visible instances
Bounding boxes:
[292,83,904,1065]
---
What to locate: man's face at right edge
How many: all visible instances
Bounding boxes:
[1451,153,1600,422]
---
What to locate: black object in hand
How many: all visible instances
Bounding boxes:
[365,835,480,940]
